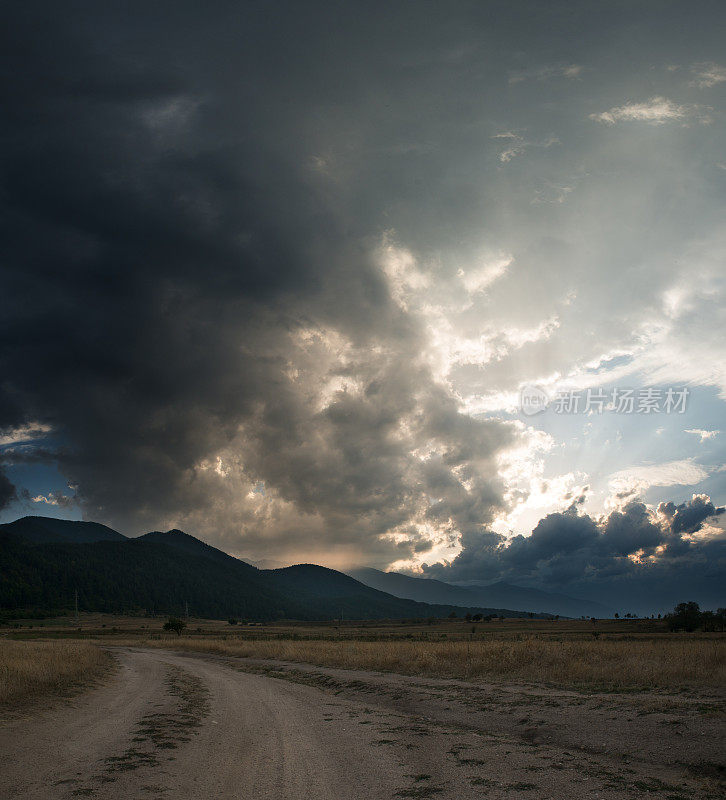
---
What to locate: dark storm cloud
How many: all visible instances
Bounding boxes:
[0,469,16,511]
[423,496,726,612]
[0,2,521,561]
[2,1,724,582]
[601,502,664,556]
[658,495,725,534]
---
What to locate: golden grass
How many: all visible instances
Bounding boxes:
[142,636,725,690]
[0,640,113,706]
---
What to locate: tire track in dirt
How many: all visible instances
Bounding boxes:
[1,647,723,800]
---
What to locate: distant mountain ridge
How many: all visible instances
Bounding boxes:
[0,516,127,545]
[138,529,248,568]
[0,516,548,621]
[348,567,612,618]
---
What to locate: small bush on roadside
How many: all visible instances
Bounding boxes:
[163,617,187,636]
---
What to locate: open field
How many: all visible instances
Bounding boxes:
[135,635,726,691]
[3,614,725,691]
[0,640,113,707]
[2,610,717,638]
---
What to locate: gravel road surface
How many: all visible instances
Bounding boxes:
[0,647,722,799]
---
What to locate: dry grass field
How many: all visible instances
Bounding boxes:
[0,640,113,707]
[1,612,700,641]
[139,635,725,690]
[3,614,725,693]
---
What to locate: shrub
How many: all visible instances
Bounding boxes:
[163,617,187,636]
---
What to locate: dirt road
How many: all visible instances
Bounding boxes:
[0,647,722,799]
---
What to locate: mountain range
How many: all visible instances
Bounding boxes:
[348,567,612,619]
[0,516,554,621]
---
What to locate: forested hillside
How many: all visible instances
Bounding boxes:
[0,518,539,621]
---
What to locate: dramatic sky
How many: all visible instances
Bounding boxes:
[1,1,725,610]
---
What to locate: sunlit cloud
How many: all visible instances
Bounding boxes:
[492,132,559,163]
[690,61,726,88]
[378,236,431,311]
[589,96,711,125]
[685,428,720,443]
[508,63,582,84]
[0,423,53,447]
[457,255,512,295]
[608,459,710,496]
[30,491,75,508]
[492,132,526,163]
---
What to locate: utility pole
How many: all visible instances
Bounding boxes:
[185,600,189,621]
[74,588,79,626]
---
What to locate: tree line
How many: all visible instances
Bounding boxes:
[664,602,726,632]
